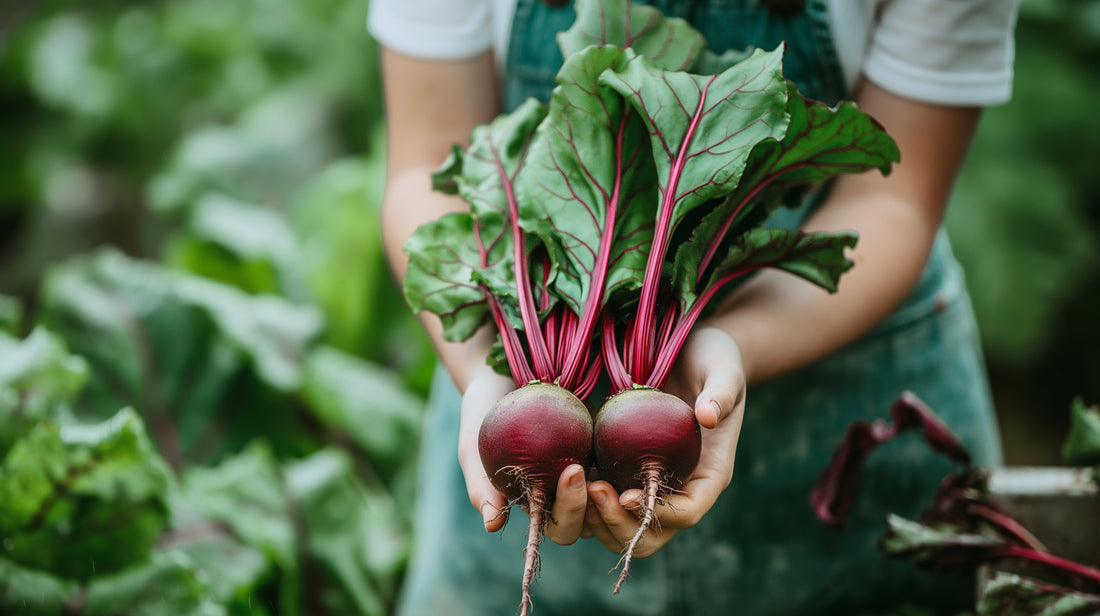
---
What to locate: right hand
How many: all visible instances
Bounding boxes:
[457,366,590,544]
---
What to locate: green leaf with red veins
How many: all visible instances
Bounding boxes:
[402,100,546,342]
[403,211,510,342]
[516,45,657,315]
[600,46,790,237]
[598,46,789,355]
[557,0,705,72]
[699,81,899,264]
[675,227,857,309]
[451,99,548,221]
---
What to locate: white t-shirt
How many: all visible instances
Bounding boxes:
[369,0,1018,106]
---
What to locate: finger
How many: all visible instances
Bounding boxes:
[458,430,510,531]
[648,470,730,532]
[545,464,588,546]
[594,481,674,559]
[584,481,626,554]
[460,450,511,531]
[693,358,744,429]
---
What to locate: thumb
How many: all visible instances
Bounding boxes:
[690,360,743,429]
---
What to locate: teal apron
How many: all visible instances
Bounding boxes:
[397,1,1003,614]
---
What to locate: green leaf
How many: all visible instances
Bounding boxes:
[169,442,300,612]
[39,249,322,417]
[299,346,424,479]
[168,536,270,613]
[0,327,89,456]
[167,192,306,299]
[288,149,425,373]
[403,212,501,342]
[0,408,172,579]
[879,513,1004,569]
[979,572,1100,616]
[0,296,21,336]
[175,442,297,577]
[81,551,226,616]
[675,228,858,309]
[0,328,89,402]
[516,44,657,312]
[284,448,410,616]
[404,98,548,343]
[557,0,705,71]
[0,556,81,614]
[716,81,899,239]
[600,46,790,231]
[1062,398,1100,467]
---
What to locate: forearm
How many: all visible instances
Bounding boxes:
[705,189,937,385]
[704,80,982,385]
[378,47,501,392]
[381,172,497,392]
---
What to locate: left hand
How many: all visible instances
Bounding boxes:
[582,326,747,557]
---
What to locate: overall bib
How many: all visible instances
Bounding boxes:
[397,1,1003,614]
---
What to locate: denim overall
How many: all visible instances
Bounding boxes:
[396,1,1003,614]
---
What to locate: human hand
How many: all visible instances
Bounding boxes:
[582,326,746,557]
[457,366,590,543]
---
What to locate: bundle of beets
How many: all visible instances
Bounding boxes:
[402,0,899,612]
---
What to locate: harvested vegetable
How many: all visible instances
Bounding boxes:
[402,0,899,606]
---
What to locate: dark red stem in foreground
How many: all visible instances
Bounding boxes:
[967,503,1049,554]
[996,545,1100,588]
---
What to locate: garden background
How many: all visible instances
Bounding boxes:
[1,0,1097,613]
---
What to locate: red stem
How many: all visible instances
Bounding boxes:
[494,149,554,382]
[475,217,534,385]
[996,545,1100,587]
[695,163,810,281]
[967,503,1049,554]
[560,113,631,390]
[630,75,718,382]
[601,313,633,392]
[576,352,604,401]
[648,266,753,388]
[487,293,535,386]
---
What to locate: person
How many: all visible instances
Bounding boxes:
[370,0,1019,614]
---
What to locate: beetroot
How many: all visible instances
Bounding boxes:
[593,387,701,592]
[478,382,593,615]
[594,388,701,493]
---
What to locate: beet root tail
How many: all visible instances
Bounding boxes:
[612,465,662,594]
[519,489,546,616]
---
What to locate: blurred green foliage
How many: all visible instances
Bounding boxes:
[943,0,1100,460]
[0,0,435,614]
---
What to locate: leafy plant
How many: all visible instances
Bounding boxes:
[812,393,1100,615]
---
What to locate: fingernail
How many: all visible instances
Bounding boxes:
[707,399,722,426]
[481,504,494,527]
[569,471,584,490]
[593,491,606,506]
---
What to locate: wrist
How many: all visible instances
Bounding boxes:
[696,318,757,386]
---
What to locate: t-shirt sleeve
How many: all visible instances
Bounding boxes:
[863,0,1020,106]
[368,0,493,60]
